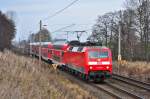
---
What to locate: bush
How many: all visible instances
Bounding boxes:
[0,50,96,99]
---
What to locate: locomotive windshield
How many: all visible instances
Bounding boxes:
[88,51,108,58]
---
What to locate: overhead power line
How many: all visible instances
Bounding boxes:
[52,24,76,33]
[48,23,93,26]
[44,0,79,20]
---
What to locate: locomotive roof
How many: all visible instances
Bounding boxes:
[69,46,109,49]
[68,40,102,46]
[68,46,110,53]
[29,42,51,45]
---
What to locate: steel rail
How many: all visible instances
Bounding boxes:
[58,68,122,99]
[106,82,143,99]
[35,57,146,99]
[90,83,122,99]
[112,74,150,91]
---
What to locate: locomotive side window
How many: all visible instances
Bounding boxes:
[69,47,73,51]
[88,51,108,58]
[48,49,52,54]
[43,45,48,48]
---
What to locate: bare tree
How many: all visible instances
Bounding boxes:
[29,28,52,42]
[125,0,150,61]
[89,8,148,61]
[0,11,16,51]
[6,11,17,23]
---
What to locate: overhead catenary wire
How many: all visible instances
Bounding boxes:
[48,23,93,26]
[44,0,79,20]
[51,24,76,33]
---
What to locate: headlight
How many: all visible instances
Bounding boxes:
[90,66,93,69]
[88,62,97,65]
[106,66,109,69]
[102,61,110,65]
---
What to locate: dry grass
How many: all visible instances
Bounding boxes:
[113,61,150,83]
[0,50,97,99]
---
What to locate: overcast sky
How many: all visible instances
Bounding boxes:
[1,0,125,42]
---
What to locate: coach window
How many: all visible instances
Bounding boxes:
[43,45,47,48]
[48,50,52,54]
[61,52,64,57]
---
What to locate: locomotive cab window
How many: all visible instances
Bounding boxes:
[88,51,108,58]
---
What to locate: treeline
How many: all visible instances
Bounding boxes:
[0,11,16,51]
[28,28,52,42]
[89,0,150,61]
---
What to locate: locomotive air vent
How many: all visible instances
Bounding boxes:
[77,47,83,52]
[68,40,102,46]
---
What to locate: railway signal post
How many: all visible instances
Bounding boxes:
[39,20,42,65]
[29,31,32,57]
[118,11,122,61]
[118,21,122,61]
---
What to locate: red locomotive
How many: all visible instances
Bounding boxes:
[30,40,112,82]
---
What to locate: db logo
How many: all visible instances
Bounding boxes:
[98,59,101,61]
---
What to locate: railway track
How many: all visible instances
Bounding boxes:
[109,74,150,99]
[58,66,146,99]
[112,74,150,91]
[90,83,123,99]
[59,68,123,99]
[93,83,143,99]
[42,59,149,99]
[57,69,113,98]
[64,69,150,99]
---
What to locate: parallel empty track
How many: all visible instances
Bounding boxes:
[112,74,150,91]
[109,74,150,99]
[93,82,143,99]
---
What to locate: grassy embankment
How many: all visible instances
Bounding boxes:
[0,50,96,99]
[113,61,150,83]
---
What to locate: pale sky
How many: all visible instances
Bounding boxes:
[1,0,125,42]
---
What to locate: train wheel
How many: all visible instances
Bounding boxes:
[74,71,78,76]
[82,74,89,81]
[94,76,104,83]
[72,70,75,75]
